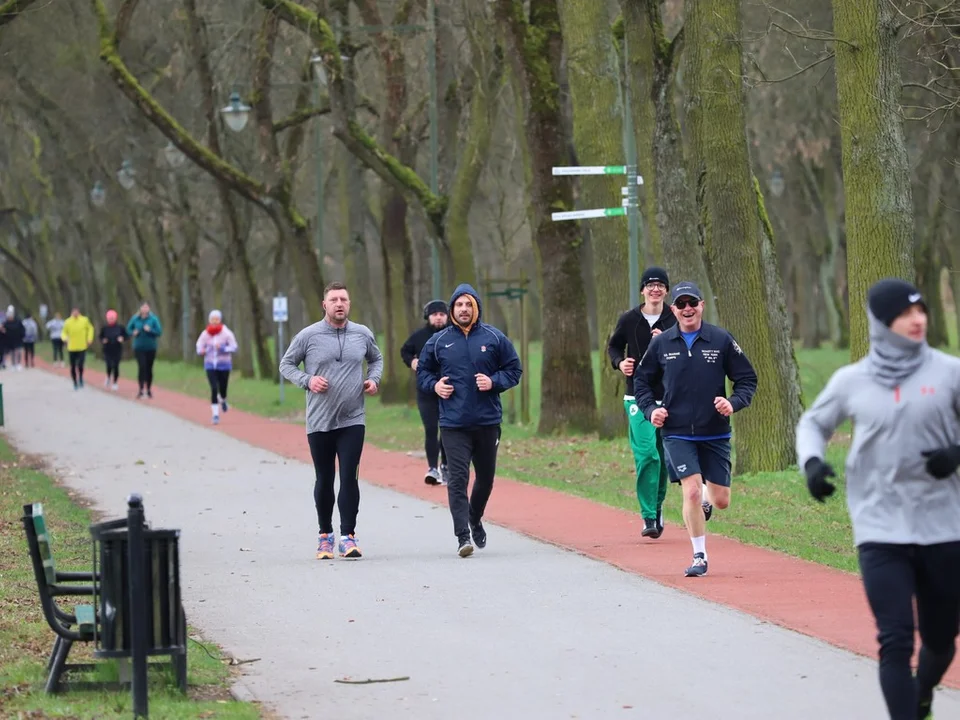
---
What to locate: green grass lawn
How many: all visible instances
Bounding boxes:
[0,438,265,719]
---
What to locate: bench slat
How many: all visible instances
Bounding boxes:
[74,604,95,635]
[31,503,56,585]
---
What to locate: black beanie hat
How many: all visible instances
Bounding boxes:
[423,299,447,320]
[867,278,926,327]
[642,266,669,290]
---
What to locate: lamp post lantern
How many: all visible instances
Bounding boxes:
[221,92,251,133]
[769,168,786,198]
[117,160,136,191]
[90,181,106,207]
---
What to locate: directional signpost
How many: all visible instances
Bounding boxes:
[550,164,644,307]
[273,294,288,403]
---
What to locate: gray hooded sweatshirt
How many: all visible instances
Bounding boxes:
[795,311,960,546]
[279,319,383,433]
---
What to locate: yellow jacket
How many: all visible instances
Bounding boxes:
[61,315,95,352]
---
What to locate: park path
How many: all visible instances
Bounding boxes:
[1,363,958,719]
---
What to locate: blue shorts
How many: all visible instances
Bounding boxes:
[662,437,732,487]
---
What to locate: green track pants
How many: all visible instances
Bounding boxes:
[624,397,668,521]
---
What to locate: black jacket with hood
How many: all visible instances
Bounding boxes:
[607,304,677,397]
[416,283,523,428]
[401,322,447,396]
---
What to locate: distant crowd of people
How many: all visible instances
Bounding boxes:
[0,301,237,425]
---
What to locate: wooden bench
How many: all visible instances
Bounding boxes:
[22,502,100,693]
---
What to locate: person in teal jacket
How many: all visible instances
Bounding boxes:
[126,302,163,398]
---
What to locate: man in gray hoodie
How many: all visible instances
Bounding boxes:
[280,281,383,561]
[796,278,960,720]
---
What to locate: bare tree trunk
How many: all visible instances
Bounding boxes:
[497,0,598,434]
[687,0,802,472]
[559,0,628,439]
[833,0,915,359]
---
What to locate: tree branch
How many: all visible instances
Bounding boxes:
[260,0,446,225]
[92,0,269,208]
[0,0,38,28]
[114,0,140,47]
[274,104,330,132]
[753,52,836,85]
[334,120,447,234]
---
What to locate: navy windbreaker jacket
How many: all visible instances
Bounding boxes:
[633,321,758,437]
[416,283,523,428]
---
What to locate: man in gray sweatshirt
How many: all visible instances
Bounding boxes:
[795,278,960,720]
[280,281,383,560]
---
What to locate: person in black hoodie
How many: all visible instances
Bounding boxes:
[607,267,677,539]
[3,306,25,371]
[401,299,450,485]
[99,309,128,391]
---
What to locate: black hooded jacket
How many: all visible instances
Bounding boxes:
[607,304,677,397]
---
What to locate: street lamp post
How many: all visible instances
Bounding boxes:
[310,52,327,264]
[426,0,441,300]
[621,28,641,308]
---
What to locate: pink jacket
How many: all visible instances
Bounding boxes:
[196,326,238,370]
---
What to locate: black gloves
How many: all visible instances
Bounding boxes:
[804,457,836,502]
[922,445,960,480]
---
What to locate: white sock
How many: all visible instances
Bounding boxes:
[211,403,220,417]
[691,536,706,557]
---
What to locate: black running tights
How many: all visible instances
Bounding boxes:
[135,349,156,391]
[68,351,86,384]
[205,369,230,404]
[858,541,960,719]
[307,425,366,536]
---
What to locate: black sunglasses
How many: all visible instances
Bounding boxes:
[674,298,701,310]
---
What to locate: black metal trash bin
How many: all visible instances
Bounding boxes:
[91,526,185,658]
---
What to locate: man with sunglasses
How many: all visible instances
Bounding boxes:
[633,282,757,577]
[607,266,677,539]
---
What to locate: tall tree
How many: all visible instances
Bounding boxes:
[496,0,597,434]
[687,0,802,472]
[628,0,708,286]
[558,0,628,439]
[832,0,915,358]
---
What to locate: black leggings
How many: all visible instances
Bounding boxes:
[51,339,64,362]
[858,541,960,719]
[104,348,122,382]
[416,392,446,469]
[441,425,500,540]
[135,349,156,391]
[307,425,366,536]
[206,369,230,403]
[23,342,35,367]
[68,351,86,384]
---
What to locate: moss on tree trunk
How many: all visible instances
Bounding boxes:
[688,0,802,472]
[833,0,915,359]
[559,0,628,439]
[497,0,597,434]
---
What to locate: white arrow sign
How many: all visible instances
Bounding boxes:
[551,207,627,221]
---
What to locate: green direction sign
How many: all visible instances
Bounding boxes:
[552,165,626,176]
[550,207,626,221]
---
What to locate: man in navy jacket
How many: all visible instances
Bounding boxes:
[634,281,757,578]
[417,283,523,557]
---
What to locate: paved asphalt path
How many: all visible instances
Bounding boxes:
[3,370,959,719]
